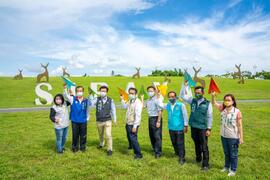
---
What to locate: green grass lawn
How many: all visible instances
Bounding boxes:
[0,102,270,179]
[0,76,270,108]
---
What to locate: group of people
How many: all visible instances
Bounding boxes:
[49,82,244,177]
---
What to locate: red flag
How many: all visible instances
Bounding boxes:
[208,78,221,94]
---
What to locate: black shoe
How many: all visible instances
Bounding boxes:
[201,166,209,171]
[128,146,132,150]
[80,148,86,152]
[97,145,103,149]
[107,150,113,156]
[155,154,162,159]
[72,148,79,153]
[134,154,143,159]
[179,158,185,165]
[57,151,63,154]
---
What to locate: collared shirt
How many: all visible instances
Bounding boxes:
[145,96,162,117]
[180,85,213,129]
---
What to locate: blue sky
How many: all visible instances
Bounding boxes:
[0,0,270,76]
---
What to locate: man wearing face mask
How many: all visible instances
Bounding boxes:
[141,86,163,158]
[157,91,188,165]
[121,87,143,159]
[180,84,213,171]
[64,85,91,152]
[89,86,116,156]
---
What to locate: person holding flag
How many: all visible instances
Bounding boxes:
[211,88,243,176]
[180,82,213,171]
[121,87,143,159]
[89,85,117,156]
[141,85,163,158]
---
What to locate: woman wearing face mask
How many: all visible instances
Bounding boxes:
[211,92,243,177]
[49,94,71,154]
[89,86,117,156]
[141,86,163,158]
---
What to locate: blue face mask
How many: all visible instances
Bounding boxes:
[169,98,176,104]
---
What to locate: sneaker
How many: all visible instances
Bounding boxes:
[221,167,229,172]
[72,148,79,153]
[155,154,162,159]
[107,150,113,156]
[228,170,236,176]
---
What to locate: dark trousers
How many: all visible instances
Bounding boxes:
[169,130,185,159]
[126,124,142,156]
[149,116,162,155]
[72,122,87,151]
[191,127,209,167]
[221,136,239,171]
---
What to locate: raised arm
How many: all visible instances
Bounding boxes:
[63,87,74,104]
[180,83,193,104]
[211,91,222,110]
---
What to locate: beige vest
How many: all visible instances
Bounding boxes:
[126,99,137,125]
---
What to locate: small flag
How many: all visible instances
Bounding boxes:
[88,87,97,96]
[157,84,168,97]
[139,85,148,100]
[184,71,196,87]
[61,76,76,89]
[208,78,221,94]
[117,87,129,102]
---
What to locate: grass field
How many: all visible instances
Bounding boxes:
[0,77,270,179]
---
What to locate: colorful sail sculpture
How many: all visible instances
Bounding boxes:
[61,76,76,89]
[184,71,196,87]
[117,87,129,102]
[139,85,148,100]
[208,77,221,94]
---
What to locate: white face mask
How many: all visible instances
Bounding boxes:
[76,92,83,97]
[100,92,107,97]
[148,91,155,97]
[129,94,136,100]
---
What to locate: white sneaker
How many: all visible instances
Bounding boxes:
[228,170,236,176]
[221,167,229,172]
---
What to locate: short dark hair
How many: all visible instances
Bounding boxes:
[128,87,137,94]
[223,94,237,110]
[194,86,204,93]
[54,94,65,105]
[147,86,156,91]
[99,85,109,92]
[76,86,84,92]
[168,91,177,97]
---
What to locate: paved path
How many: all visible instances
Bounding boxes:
[0,100,269,113]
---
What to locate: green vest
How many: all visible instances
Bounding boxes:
[189,98,210,129]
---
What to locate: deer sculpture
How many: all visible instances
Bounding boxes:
[36,63,49,83]
[14,69,23,80]
[233,64,245,84]
[193,66,205,88]
[132,67,141,79]
[62,67,70,77]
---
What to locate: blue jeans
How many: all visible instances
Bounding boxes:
[126,124,142,156]
[55,127,68,153]
[221,136,239,171]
